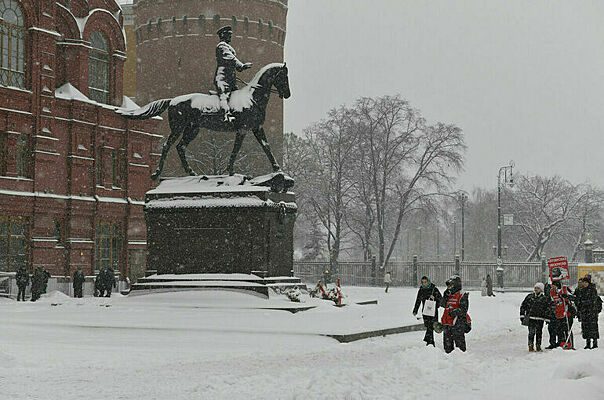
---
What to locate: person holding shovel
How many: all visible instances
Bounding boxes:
[412,276,442,346]
[550,280,576,349]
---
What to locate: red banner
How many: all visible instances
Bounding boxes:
[548,256,569,282]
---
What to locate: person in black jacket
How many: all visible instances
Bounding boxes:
[72,266,85,298]
[575,276,601,349]
[520,282,550,352]
[440,276,469,353]
[16,265,30,301]
[412,276,443,346]
[30,267,45,302]
[544,282,559,349]
[486,274,495,297]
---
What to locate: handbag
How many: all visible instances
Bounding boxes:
[422,299,437,317]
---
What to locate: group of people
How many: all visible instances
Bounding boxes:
[16,265,50,302]
[410,273,601,354]
[13,265,117,300]
[413,275,471,353]
[520,275,601,351]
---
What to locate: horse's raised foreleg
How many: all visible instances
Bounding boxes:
[252,126,281,172]
[176,124,200,176]
[151,132,180,180]
[228,131,246,176]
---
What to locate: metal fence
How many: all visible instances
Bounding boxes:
[293,260,579,289]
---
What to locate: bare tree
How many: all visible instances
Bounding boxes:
[304,107,359,272]
[353,95,424,265]
[509,175,591,261]
[567,186,604,261]
[383,123,465,266]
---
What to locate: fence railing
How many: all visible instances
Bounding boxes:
[293,260,579,289]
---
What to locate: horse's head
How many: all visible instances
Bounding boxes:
[273,64,291,99]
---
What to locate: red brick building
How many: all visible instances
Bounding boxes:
[0,0,160,279]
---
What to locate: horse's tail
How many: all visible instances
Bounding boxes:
[117,99,171,120]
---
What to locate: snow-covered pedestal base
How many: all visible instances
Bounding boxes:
[144,174,297,277]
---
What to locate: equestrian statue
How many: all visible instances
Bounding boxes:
[117,25,291,180]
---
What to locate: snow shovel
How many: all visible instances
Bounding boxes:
[560,312,574,350]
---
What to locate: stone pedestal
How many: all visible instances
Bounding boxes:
[144,174,296,277]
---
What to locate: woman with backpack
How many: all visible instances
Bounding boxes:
[440,276,470,353]
[520,283,551,352]
[575,275,601,349]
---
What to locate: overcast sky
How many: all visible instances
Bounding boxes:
[283,0,604,190]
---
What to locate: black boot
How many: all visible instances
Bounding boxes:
[592,339,598,349]
[584,340,591,350]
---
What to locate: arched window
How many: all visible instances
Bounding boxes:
[0,0,26,89]
[88,31,109,103]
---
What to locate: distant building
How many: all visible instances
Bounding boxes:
[0,0,161,279]
[125,0,288,175]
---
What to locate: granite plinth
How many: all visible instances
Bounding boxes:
[144,174,297,277]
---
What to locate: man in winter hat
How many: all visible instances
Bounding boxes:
[214,25,253,122]
[520,282,550,352]
[440,275,470,353]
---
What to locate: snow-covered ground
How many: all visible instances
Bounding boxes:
[1,287,603,400]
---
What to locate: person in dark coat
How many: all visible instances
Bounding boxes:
[412,276,443,346]
[99,267,116,297]
[16,265,30,301]
[94,273,103,297]
[41,268,50,294]
[72,266,85,298]
[520,282,551,352]
[486,274,495,297]
[575,276,601,349]
[214,25,252,122]
[440,276,469,353]
[30,267,45,302]
[544,282,559,349]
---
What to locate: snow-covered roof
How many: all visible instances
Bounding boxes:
[55,82,145,114]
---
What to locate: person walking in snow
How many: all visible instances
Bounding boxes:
[384,271,392,293]
[413,276,443,346]
[520,282,551,352]
[575,276,601,349]
[486,274,495,297]
[440,276,470,353]
[16,265,30,301]
[72,266,85,298]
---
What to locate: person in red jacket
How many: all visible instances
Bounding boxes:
[550,280,575,349]
[440,276,470,353]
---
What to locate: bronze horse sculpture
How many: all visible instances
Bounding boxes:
[118,63,291,179]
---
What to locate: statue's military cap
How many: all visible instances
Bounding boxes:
[217,26,233,37]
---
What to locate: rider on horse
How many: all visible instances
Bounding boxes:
[215,25,252,122]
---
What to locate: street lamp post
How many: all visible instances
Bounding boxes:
[458,192,468,261]
[497,163,514,289]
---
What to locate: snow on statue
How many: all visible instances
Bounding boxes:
[117,26,290,180]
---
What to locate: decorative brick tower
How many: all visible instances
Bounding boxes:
[131,0,288,176]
